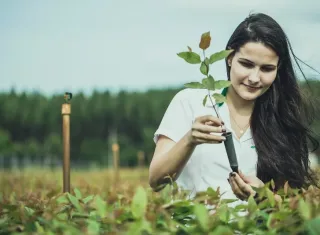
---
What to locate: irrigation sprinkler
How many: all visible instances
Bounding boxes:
[61,92,72,193]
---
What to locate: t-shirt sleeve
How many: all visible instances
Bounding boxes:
[153,89,194,143]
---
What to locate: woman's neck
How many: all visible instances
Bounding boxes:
[226,86,255,116]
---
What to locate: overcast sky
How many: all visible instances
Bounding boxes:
[0,0,319,95]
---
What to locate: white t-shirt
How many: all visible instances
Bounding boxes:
[153,88,258,206]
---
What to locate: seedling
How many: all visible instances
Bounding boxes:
[177,32,239,173]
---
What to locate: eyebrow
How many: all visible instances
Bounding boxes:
[238,58,277,67]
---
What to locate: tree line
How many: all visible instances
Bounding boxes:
[0,80,319,169]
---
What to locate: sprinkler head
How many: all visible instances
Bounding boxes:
[64,92,73,103]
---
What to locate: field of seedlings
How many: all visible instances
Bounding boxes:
[0,167,320,235]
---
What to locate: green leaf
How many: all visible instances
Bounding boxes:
[298,199,311,220]
[87,219,100,234]
[200,61,209,75]
[270,179,275,191]
[210,225,233,235]
[247,195,258,214]
[128,220,152,235]
[305,217,320,235]
[204,57,210,66]
[212,93,227,103]
[57,194,69,204]
[83,195,94,204]
[206,187,220,198]
[220,198,238,204]
[237,217,246,230]
[218,204,229,223]
[203,95,208,106]
[177,52,201,64]
[35,221,45,233]
[266,188,275,207]
[202,75,215,90]
[209,49,234,64]
[162,199,194,209]
[193,204,209,231]
[94,195,107,218]
[67,193,83,212]
[214,80,231,90]
[184,82,206,89]
[74,188,82,199]
[25,206,35,216]
[131,186,148,219]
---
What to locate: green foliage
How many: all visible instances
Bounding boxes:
[177,52,201,64]
[0,87,181,168]
[1,170,320,234]
[131,186,148,219]
[177,31,233,106]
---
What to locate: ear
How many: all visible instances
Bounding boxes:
[227,46,234,67]
[227,55,234,67]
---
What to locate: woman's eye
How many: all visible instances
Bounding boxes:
[261,67,275,72]
[239,61,275,72]
[240,61,253,68]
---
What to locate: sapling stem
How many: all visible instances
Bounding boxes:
[203,49,226,130]
[207,90,226,130]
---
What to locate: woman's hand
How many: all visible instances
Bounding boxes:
[228,171,264,201]
[187,115,226,146]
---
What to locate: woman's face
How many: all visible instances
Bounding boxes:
[228,42,279,101]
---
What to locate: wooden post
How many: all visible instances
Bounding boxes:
[137,150,145,168]
[62,92,72,193]
[112,143,119,182]
[137,150,145,180]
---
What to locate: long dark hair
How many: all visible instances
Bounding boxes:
[225,12,319,190]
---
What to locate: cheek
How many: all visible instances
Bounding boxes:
[230,64,249,82]
[260,72,277,93]
[261,72,277,86]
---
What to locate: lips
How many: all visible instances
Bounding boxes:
[243,84,261,89]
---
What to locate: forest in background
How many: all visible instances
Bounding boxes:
[0,79,319,169]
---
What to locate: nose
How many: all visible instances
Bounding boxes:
[248,69,260,84]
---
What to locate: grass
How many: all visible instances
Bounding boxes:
[0,167,149,198]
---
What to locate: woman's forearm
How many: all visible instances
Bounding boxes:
[149,131,196,191]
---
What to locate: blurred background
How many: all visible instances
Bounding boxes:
[0,0,320,171]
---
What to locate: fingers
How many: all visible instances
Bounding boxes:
[191,126,226,142]
[193,122,225,134]
[195,115,224,126]
[228,176,247,200]
[228,172,253,200]
[190,131,226,144]
[238,170,265,188]
[189,115,226,145]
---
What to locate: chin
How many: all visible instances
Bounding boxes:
[238,92,260,101]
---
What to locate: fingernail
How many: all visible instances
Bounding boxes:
[227,179,230,183]
[221,136,226,141]
[222,128,226,133]
[231,172,236,177]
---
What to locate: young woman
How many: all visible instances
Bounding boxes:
[148,12,319,203]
